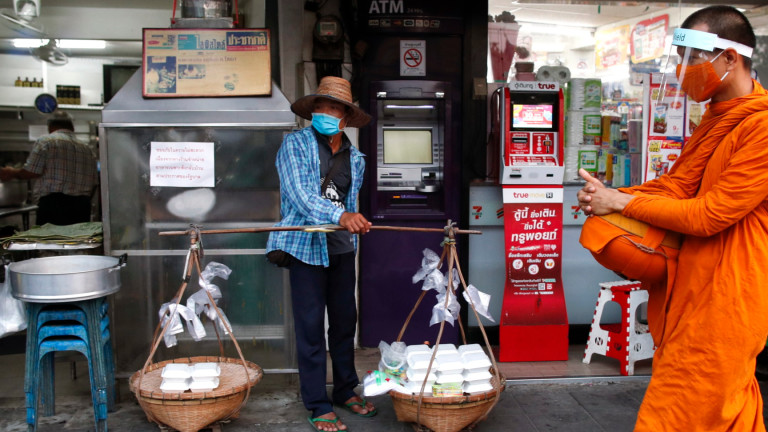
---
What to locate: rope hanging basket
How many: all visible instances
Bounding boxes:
[389,369,505,432]
[129,356,262,432]
[130,228,262,432]
[388,222,504,432]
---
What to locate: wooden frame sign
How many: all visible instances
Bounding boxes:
[142,28,271,98]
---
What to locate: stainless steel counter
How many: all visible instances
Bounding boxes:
[0,204,37,231]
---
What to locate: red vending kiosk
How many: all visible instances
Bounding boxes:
[498,81,569,361]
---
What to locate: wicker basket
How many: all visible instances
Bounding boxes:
[389,370,505,432]
[129,356,262,432]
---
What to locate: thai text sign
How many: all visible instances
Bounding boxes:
[142,28,271,97]
[149,142,215,187]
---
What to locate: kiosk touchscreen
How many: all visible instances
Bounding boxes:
[500,82,564,185]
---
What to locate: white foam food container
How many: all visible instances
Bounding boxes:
[432,344,458,357]
[406,344,431,356]
[160,377,190,392]
[435,371,464,384]
[191,362,221,378]
[463,380,493,394]
[188,377,220,392]
[458,343,484,356]
[436,353,463,372]
[403,379,435,394]
[461,352,492,369]
[407,352,434,370]
[406,367,438,382]
[463,369,492,381]
[161,363,192,379]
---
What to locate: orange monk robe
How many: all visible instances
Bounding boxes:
[619,81,768,432]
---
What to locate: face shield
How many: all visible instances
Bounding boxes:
[657,28,753,105]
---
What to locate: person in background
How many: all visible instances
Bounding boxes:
[577,6,768,432]
[266,76,375,432]
[0,110,98,226]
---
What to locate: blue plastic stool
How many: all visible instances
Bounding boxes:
[35,302,115,413]
[24,297,114,432]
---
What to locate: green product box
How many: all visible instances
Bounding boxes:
[578,149,599,172]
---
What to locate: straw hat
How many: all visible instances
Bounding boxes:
[290,76,371,128]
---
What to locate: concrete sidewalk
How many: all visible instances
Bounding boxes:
[0,352,766,432]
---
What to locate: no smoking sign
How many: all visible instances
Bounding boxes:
[400,40,426,76]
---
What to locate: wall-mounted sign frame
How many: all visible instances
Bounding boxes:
[142,28,271,98]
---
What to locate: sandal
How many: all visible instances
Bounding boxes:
[307,415,348,431]
[343,396,377,417]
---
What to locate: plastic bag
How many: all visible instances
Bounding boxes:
[378,340,407,379]
[0,264,27,338]
[362,370,405,397]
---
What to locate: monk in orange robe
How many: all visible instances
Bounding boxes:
[578,6,768,432]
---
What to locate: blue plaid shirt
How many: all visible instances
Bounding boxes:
[266,127,365,267]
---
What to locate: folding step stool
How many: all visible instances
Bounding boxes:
[583,280,655,376]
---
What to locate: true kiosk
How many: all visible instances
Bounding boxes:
[498,81,569,361]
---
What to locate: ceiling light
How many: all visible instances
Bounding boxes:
[12,38,106,49]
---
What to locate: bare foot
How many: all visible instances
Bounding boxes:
[311,412,347,431]
[344,395,376,416]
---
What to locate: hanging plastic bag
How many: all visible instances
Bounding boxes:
[0,264,26,338]
[378,340,407,379]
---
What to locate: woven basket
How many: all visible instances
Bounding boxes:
[129,356,262,432]
[389,370,506,432]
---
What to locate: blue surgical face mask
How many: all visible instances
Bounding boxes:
[311,112,342,136]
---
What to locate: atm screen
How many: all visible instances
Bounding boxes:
[512,104,554,129]
[383,130,433,164]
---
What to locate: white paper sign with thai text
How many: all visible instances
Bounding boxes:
[150,141,215,187]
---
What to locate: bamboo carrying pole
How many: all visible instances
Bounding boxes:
[159,224,482,237]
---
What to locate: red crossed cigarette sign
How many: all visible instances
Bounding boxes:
[403,48,422,67]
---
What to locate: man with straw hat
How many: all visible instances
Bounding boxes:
[266,76,376,431]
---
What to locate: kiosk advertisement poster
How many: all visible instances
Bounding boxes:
[644,73,689,181]
[142,28,271,97]
[499,186,568,361]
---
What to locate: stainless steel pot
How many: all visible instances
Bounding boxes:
[9,254,127,303]
[0,180,28,207]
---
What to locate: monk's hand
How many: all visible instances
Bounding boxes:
[339,212,372,234]
[577,169,604,215]
[577,168,633,216]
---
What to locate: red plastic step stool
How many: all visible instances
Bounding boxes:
[583,280,655,376]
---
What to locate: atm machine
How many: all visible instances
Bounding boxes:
[498,81,569,361]
[359,80,461,347]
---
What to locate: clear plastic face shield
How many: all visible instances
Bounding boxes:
[657,28,753,105]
